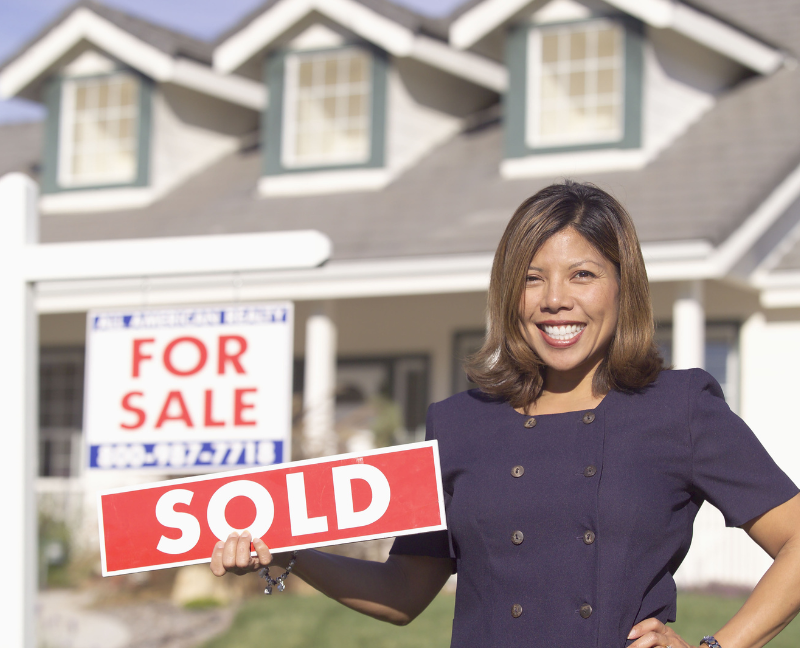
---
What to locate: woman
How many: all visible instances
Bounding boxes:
[211,181,800,648]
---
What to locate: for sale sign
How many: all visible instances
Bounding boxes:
[97,441,445,576]
[84,303,293,472]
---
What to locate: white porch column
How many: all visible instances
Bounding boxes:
[0,174,39,648]
[303,302,338,457]
[673,280,705,370]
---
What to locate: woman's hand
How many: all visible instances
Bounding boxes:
[627,618,697,648]
[209,531,273,576]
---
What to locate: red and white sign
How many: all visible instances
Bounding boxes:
[97,441,446,576]
[84,304,293,472]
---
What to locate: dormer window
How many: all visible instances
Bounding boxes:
[282,49,372,168]
[42,64,152,194]
[59,73,141,187]
[528,21,624,147]
[505,16,642,160]
[263,44,387,177]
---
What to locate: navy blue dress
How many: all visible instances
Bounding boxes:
[390,369,798,648]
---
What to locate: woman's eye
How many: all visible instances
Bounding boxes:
[526,275,541,283]
[574,270,595,279]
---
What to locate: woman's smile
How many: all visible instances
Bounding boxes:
[537,321,586,346]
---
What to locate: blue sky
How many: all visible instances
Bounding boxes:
[0,0,468,123]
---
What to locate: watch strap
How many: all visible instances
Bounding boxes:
[700,636,721,648]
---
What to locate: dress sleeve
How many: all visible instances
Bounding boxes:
[389,403,455,566]
[689,369,799,527]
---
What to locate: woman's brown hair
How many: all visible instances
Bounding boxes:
[465,180,663,408]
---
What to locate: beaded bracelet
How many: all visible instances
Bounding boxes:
[259,550,299,594]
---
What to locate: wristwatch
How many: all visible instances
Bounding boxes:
[700,636,721,648]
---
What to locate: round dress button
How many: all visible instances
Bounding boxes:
[583,465,597,477]
[582,412,596,424]
[511,530,524,545]
[580,603,593,618]
[511,465,525,478]
[511,604,523,618]
[524,417,537,428]
[583,530,596,545]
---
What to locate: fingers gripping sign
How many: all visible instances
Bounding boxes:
[627,617,697,648]
[210,530,273,577]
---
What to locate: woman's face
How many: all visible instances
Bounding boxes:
[520,227,620,380]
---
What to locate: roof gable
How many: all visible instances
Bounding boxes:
[449,0,784,74]
[213,0,507,92]
[0,1,264,110]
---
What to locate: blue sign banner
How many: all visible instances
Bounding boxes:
[89,440,284,470]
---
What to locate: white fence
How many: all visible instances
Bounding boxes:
[674,502,771,589]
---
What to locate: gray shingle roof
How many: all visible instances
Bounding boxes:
[689,0,800,54]
[0,0,213,72]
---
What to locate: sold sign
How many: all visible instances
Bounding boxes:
[98,441,445,576]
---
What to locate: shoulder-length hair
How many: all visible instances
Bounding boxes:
[465,180,663,408]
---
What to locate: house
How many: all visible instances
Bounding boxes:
[3,0,800,632]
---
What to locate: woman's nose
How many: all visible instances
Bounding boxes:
[541,281,572,311]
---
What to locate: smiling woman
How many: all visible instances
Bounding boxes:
[212,181,800,648]
[465,181,662,411]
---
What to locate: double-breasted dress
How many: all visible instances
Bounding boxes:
[390,369,799,647]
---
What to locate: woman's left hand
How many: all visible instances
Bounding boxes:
[627,618,696,648]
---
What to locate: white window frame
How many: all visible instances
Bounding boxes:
[526,19,626,149]
[281,48,373,169]
[57,72,141,188]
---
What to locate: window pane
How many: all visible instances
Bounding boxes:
[119,79,136,106]
[62,74,140,186]
[349,56,367,83]
[597,28,618,58]
[347,94,367,118]
[75,86,88,110]
[285,49,372,167]
[322,96,337,118]
[597,68,616,94]
[540,72,562,100]
[539,110,560,136]
[542,34,559,63]
[97,83,109,109]
[299,61,314,87]
[595,104,617,131]
[119,117,134,139]
[569,71,586,97]
[324,59,338,85]
[570,32,587,60]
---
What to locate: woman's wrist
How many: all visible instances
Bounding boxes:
[270,549,299,570]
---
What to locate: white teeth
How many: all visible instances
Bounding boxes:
[541,324,585,340]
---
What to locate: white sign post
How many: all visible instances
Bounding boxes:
[84,303,294,472]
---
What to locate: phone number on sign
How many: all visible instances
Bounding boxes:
[89,440,284,469]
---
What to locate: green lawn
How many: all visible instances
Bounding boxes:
[201,591,800,648]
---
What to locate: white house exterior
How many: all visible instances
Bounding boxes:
[4,0,800,644]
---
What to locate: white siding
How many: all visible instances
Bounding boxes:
[385,64,464,178]
[150,85,258,196]
[642,27,746,161]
